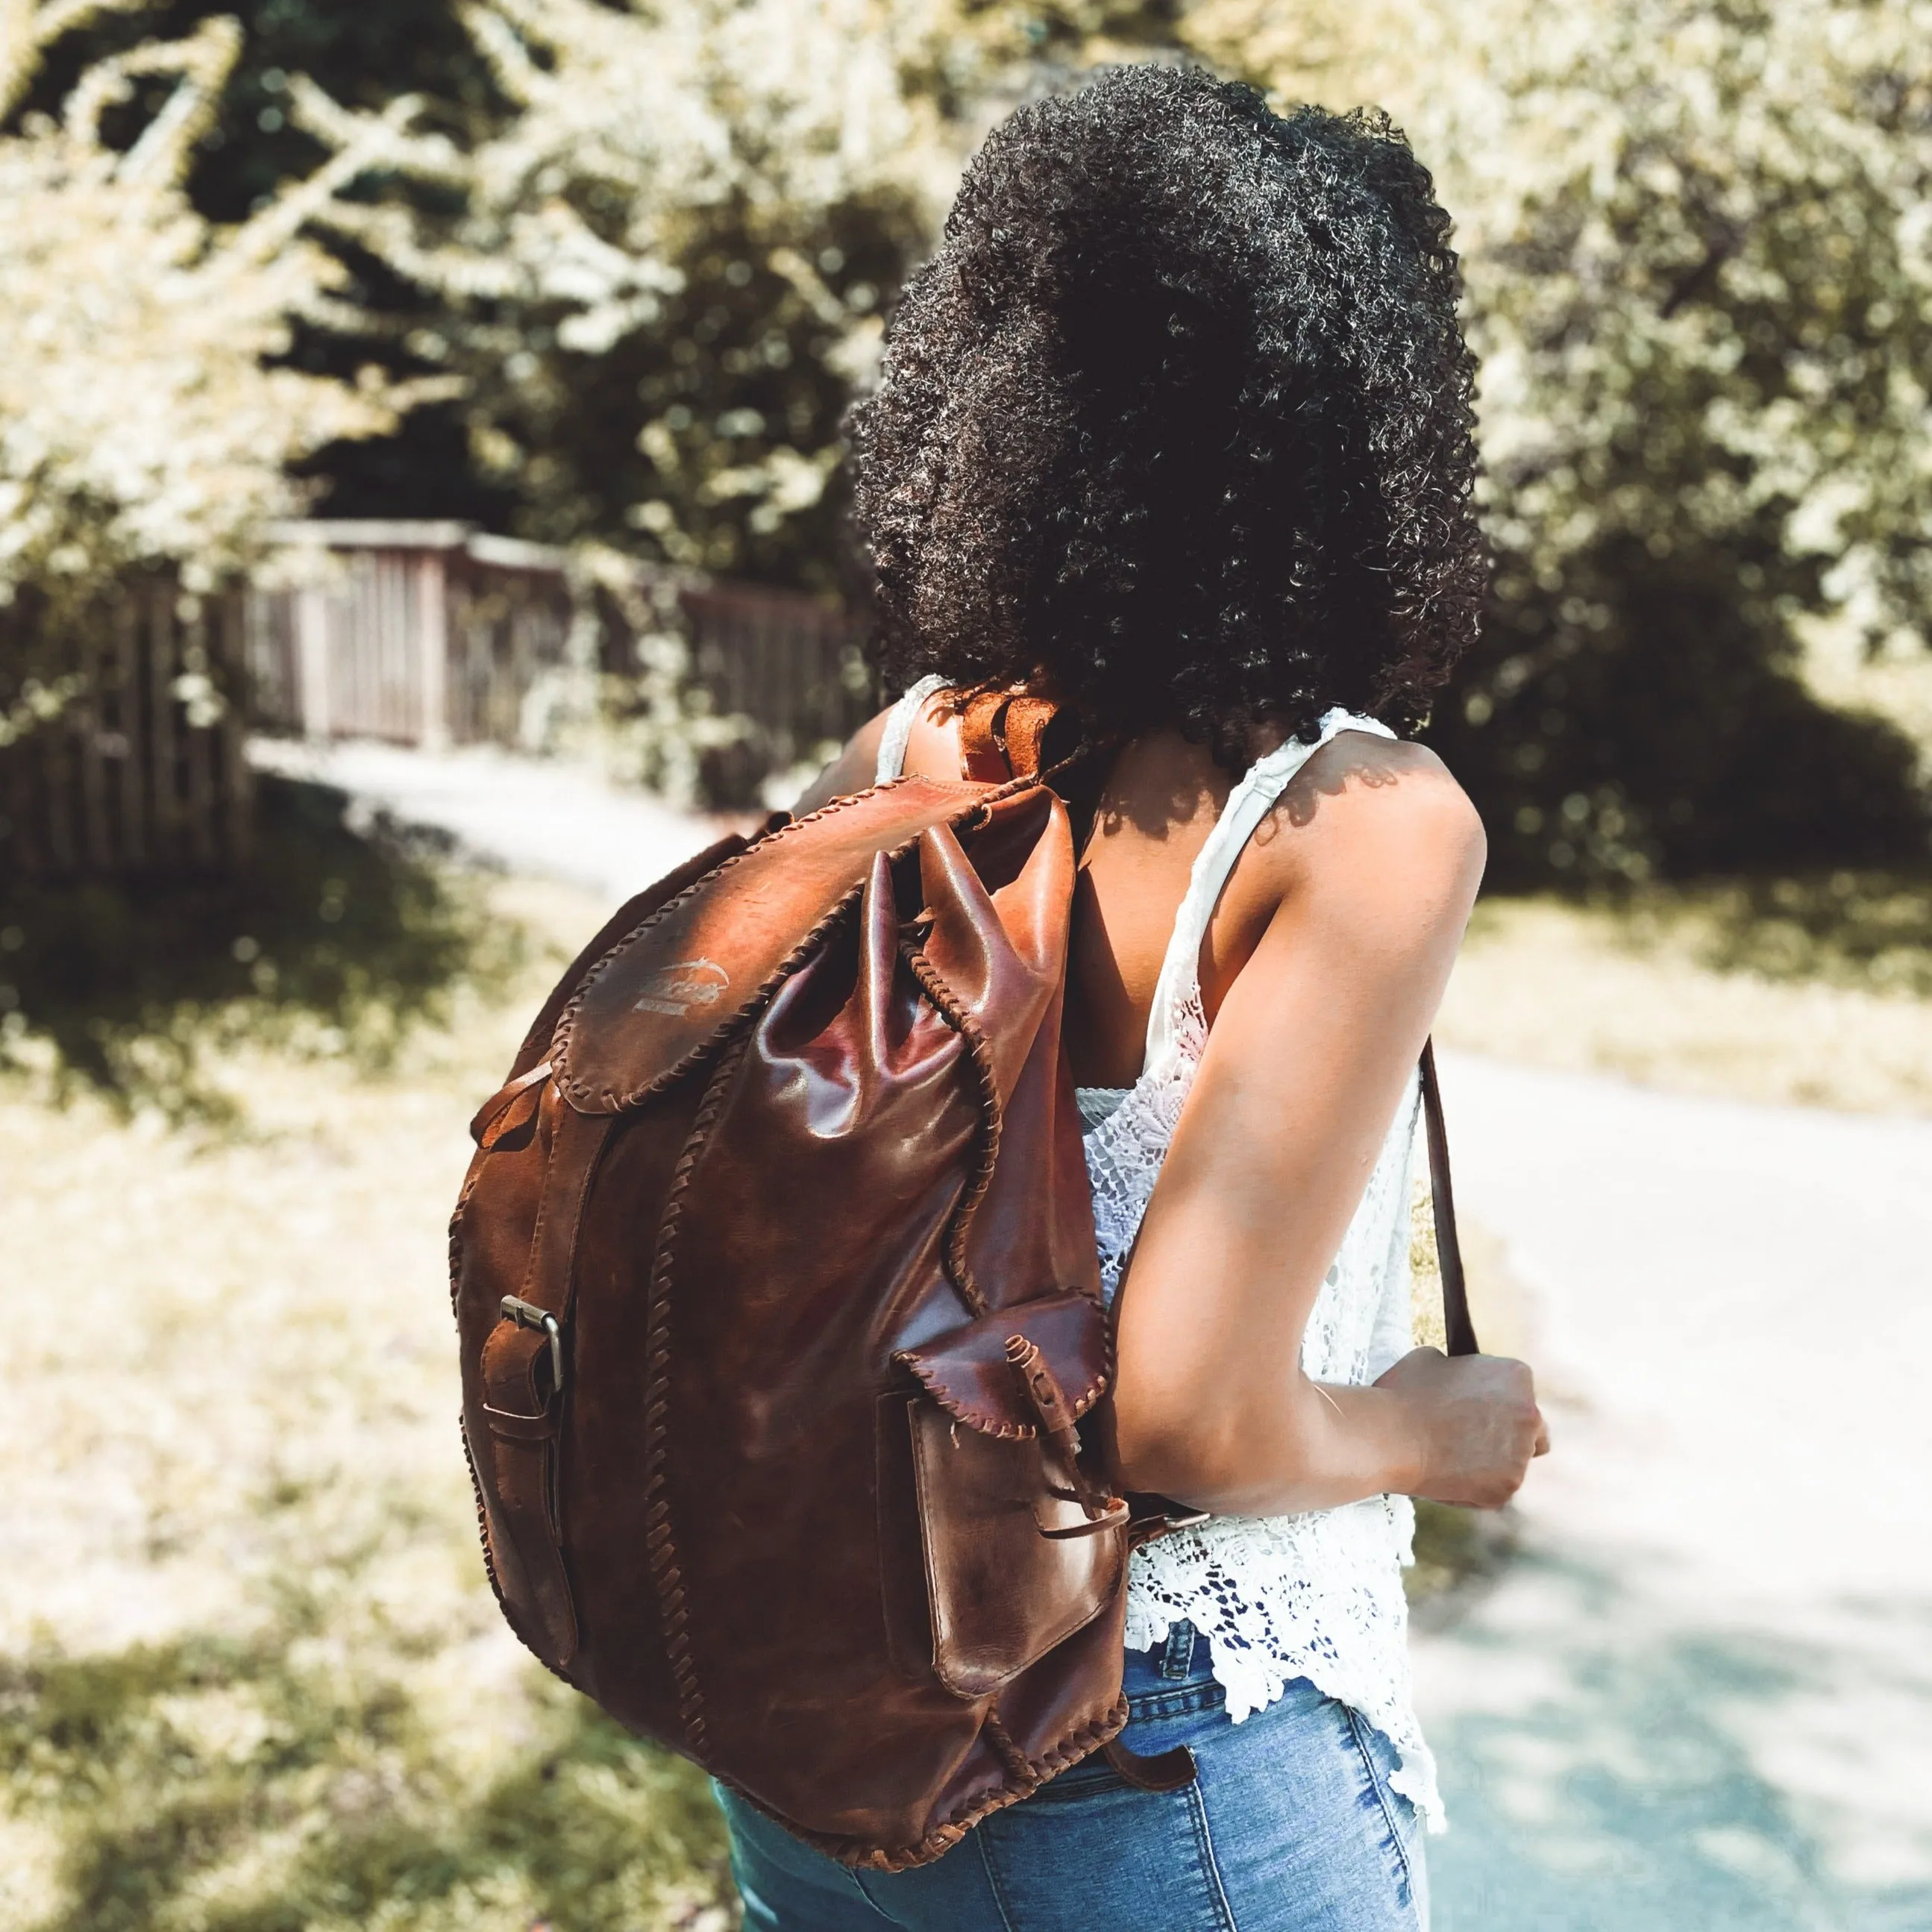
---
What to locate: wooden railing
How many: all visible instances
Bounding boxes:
[249,523,876,798]
[0,527,876,879]
[0,580,252,879]
[248,524,578,749]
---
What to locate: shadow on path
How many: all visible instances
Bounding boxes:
[1421,1553,1932,1932]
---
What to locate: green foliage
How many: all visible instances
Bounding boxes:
[0,0,458,688]
[13,0,499,216]
[1427,543,1932,885]
[1599,868,1932,994]
[300,0,968,589]
[460,198,925,592]
[1190,0,1932,881]
[43,0,524,529]
[14,0,1932,876]
[1,1616,732,1932]
[0,776,508,1120]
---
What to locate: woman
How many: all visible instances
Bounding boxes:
[718,63,1547,1931]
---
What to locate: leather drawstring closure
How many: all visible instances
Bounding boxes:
[1006,1334,1129,1540]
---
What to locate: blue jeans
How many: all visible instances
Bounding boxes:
[716,1621,1428,1931]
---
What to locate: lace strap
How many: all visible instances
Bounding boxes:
[1142,707,1396,1076]
[874,674,949,784]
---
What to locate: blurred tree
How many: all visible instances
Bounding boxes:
[0,0,454,733]
[7,0,516,524]
[1189,0,1932,880]
[304,0,1178,590]
[15,0,1922,874]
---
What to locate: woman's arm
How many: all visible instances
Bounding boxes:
[1108,736,1546,1516]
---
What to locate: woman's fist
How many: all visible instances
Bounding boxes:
[1374,1347,1549,1509]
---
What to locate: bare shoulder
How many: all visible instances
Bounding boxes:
[788,686,967,813]
[1238,731,1485,934]
[789,708,891,815]
[1276,732,1481,856]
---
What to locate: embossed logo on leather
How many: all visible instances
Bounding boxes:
[634,958,730,1018]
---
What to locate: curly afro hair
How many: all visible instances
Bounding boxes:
[845,63,1484,760]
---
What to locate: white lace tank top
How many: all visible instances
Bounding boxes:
[877,677,1441,1828]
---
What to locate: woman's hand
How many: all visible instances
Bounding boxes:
[1373,1347,1549,1509]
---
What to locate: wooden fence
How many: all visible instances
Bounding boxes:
[0,524,874,879]
[250,522,875,797]
[0,580,252,879]
[248,523,580,750]
[682,579,875,790]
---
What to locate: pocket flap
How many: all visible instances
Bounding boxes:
[895,1289,1110,1439]
[551,778,981,1113]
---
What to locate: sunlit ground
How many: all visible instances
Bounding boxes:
[2,829,1928,1929]
[0,874,734,1932]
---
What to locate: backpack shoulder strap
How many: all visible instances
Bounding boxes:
[1420,1041,1478,1358]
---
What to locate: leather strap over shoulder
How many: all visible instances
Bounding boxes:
[1420,1039,1478,1358]
[957,689,1014,783]
[956,689,1081,785]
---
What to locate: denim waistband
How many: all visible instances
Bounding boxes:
[1121,1619,1227,1719]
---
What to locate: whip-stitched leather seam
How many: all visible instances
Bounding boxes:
[641,1032,750,1757]
[577,878,871,1112]
[459,1417,506,1610]
[550,779,1030,1111]
[764,1690,1132,1872]
[900,943,1000,1321]
[446,1117,501,1311]
[457,1415,573,1687]
[554,807,985,1113]
[895,1352,1111,1439]
[981,1707,1041,1790]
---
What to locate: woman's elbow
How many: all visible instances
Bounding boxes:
[1108,1395,1277,1516]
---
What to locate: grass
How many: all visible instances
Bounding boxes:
[0,867,735,1932]
[1,1624,731,1932]
[1437,871,1932,1115]
[5,803,1928,1924]
[0,776,518,1123]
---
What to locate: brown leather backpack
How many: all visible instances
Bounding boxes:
[450,694,1475,1869]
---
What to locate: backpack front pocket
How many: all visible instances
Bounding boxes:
[906,1393,1123,1699]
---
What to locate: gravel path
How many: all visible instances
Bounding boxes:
[272,739,1932,1932]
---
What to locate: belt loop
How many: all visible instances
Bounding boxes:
[1160,1619,1196,1681]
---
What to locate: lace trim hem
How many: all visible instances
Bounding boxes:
[1123,1502,1444,1831]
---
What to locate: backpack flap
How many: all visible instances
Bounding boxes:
[894,1290,1123,1699]
[894,1288,1110,1437]
[551,776,981,1113]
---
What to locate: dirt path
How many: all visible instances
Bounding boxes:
[1419,1055,1932,1931]
[251,737,723,902]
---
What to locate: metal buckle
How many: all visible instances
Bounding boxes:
[500,1295,563,1396]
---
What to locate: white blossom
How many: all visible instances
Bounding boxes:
[0,2,457,618]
